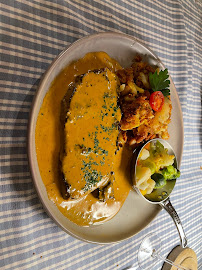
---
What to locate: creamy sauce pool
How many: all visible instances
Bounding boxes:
[35,52,132,226]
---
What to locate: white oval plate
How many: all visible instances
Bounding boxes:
[28,32,184,244]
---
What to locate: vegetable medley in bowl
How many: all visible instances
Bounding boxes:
[135,140,180,196]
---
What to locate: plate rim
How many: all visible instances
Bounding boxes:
[27,31,184,244]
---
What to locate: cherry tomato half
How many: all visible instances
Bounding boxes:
[149,91,164,112]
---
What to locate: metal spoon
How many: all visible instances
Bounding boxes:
[131,138,188,248]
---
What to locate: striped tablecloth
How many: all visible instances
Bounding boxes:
[0,1,201,269]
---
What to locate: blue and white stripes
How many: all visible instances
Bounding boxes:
[0,0,201,269]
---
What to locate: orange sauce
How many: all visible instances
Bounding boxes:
[35,52,132,226]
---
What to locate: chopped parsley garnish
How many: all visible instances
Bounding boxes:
[100,122,117,133]
[113,106,118,112]
[81,160,102,191]
[103,92,110,98]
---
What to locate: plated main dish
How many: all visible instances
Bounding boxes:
[35,51,173,227]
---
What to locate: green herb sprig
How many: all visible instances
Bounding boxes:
[149,69,170,96]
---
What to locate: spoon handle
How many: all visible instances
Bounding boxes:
[160,198,188,248]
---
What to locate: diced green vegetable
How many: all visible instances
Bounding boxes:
[151,173,166,189]
[150,140,164,156]
[155,140,165,153]
[161,165,180,180]
[140,160,156,174]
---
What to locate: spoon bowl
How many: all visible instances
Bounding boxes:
[131,138,188,248]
